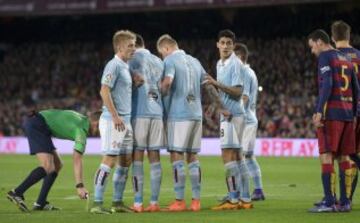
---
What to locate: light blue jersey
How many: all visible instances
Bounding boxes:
[129,48,164,119]
[216,52,245,118]
[101,55,132,123]
[164,50,206,121]
[242,64,258,125]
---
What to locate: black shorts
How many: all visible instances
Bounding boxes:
[22,113,56,155]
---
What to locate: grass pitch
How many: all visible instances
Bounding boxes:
[0,155,359,223]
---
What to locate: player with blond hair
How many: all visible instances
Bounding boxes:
[90,30,136,214]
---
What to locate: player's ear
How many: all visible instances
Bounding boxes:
[316,39,322,46]
[117,43,123,52]
[331,36,335,44]
[230,42,234,50]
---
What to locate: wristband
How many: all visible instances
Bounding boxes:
[76,183,84,188]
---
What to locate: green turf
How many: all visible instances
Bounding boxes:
[0,155,359,223]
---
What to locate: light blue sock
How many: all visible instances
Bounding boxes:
[245,156,263,190]
[150,162,162,203]
[94,164,111,203]
[238,160,251,202]
[225,161,240,203]
[112,165,129,202]
[189,160,201,200]
[172,160,186,200]
[132,161,144,204]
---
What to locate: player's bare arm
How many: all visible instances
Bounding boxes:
[203,83,231,119]
[312,112,323,128]
[161,76,173,95]
[132,73,145,87]
[73,150,88,199]
[99,84,125,131]
[204,74,242,99]
[242,95,249,106]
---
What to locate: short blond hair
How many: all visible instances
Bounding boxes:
[112,30,136,53]
[156,34,178,50]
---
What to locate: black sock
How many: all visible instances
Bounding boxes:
[36,172,58,206]
[350,154,360,169]
[15,167,47,195]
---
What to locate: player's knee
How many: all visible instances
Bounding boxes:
[148,151,160,163]
[186,153,198,163]
[134,150,145,162]
[320,153,333,164]
[118,154,133,167]
[222,149,234,163]
[55,161,63,173]
[124,156,133,167]
[42,163,55,174]
[102,155,117,168]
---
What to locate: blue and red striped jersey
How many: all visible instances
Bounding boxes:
[316,49,359,121]
[338,47,360,117]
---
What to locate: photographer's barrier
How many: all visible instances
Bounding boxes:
[0,137,319,157]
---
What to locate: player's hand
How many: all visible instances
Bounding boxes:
[77,187,89,200]
[221,109,232,121]
[354,117,357,130]
[312,113,323,128]
[204,75,217,86]
[133,74,144,87]
[205,105,215,117]
[113,115,125,132]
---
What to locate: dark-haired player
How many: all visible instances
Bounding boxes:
[331,20,360,203]
[308,29,359,213]
[207,30,252,210]
[7,101,98,212]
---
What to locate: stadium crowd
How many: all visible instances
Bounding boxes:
[2,3,359,138]
[4,35,358,138]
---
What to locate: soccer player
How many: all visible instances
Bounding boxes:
[6,99,94,212]
[207,30,252,210]
[307,29,358,213]
[331,20,360,202]
[128,34,165,212]
[90,30,136,214]
[157,34,223,212]
[234,42,265,201]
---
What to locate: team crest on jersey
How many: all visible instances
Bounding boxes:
[320,66,330,74]
[112,140,121,149]
[104,73,113,83]
[349,53,357,59]
[337,55,347,61]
